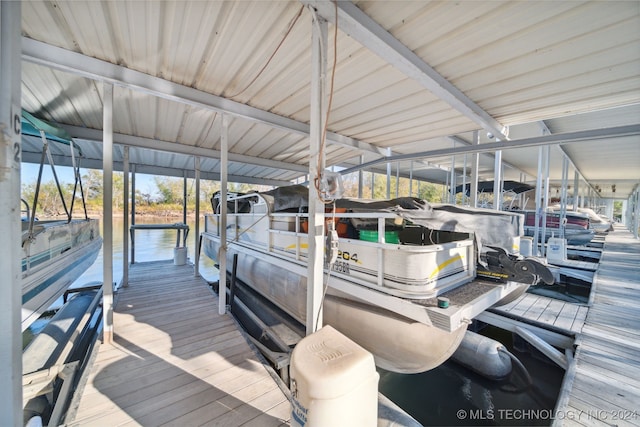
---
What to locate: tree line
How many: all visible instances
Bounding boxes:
[21,169,445,219]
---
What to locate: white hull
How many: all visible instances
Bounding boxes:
[21,219,102,331]
[203,234,469,373]
[202,189,530,373]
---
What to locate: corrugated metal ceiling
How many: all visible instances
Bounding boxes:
[19,0,640,198]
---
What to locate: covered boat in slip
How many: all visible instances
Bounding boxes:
[201,185,552,374]
[20,111,102,331]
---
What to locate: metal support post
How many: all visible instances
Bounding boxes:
[560,155,569,239]
[194,156,201,276]
[219,115,229,315]
[102,82,114,343]
[573,171,579,211]
[122,146,129,287]
[449,156,456,204]
[493,150,502,210]
[533,147,543,255]
[0,1,23,421]
[182,170,188,225]
[386,148,391,199]
[307,10,327,334]
[358,155,364,198]
[131,164,136,263]
[470,131,479,208]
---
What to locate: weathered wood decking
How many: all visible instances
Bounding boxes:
[66,260,290,426]
[491,292,588,334]
[554,225,640,427]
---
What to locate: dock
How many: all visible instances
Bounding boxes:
[66,260,291,426]
[554,225,640,426]
[486,292,588,335]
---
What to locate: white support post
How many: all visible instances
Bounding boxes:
[182,170,188,225]
[386,148,391,199]
[541,145,551,257]
[122,146,129,287]
[533,147,543,255]
[470,131,479,208]
[493,150,502,210]
[462,155,467,206]
[307,11,327,334]
[130,164,136,263]
[0,1,23,422]
[449,155,456,204]
[560,155,569,239]
[219,115,229,315]
[102,82,114,343]
[573,171,579,212]
[633,188,640,239]
[194,156,201,276]
[358,155,364,198]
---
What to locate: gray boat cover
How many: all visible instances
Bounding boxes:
[254,185,523,251]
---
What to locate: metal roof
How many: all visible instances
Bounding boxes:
[19,0,640,198]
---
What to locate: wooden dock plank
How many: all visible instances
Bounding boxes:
[506,293,540,316]
[67,261,290,426]
[537,299,566,325]
[521,294,552,321]
[554,226,640,427]
[490,293,586,334]
[553,303,580,331]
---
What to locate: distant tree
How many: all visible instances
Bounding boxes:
[154,176,185,205]
[81,169,124,208]
[21,180,75,218]
[417,182,444,203]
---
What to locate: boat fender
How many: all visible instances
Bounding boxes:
[451,331,512,381]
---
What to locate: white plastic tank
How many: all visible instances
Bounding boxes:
[173,246,187,265]
[290,325,379,427]
[546,237,567,263]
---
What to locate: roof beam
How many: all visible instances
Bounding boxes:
[340,124,640,174]
[20,151,291,187]
[60,124,310,173]
[447,135,525,175]
[21,37,387,157]
[302,0,508,140]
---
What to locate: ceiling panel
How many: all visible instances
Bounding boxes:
[18,0,640,199]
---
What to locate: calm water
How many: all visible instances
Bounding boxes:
[26,217,564,426]
[378,325,564,426]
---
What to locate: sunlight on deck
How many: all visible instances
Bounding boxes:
[67,261,290,426]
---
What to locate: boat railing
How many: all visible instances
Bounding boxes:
[204,204,475,297]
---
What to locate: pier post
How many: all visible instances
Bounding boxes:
[469,131,479,208]
[123,146,129,287]
[0,1,23,422]
[307,9,328,334]
[219,115,229,315]
[358,155,364,198]
[493,149,502,210]
[194,156,201,276]
[103,82,114,343]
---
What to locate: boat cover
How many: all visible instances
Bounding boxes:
[244,185,523,252]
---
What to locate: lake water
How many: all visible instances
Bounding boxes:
[25,216,219,339]
[26,216,563,426]
[76,216,220,286]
